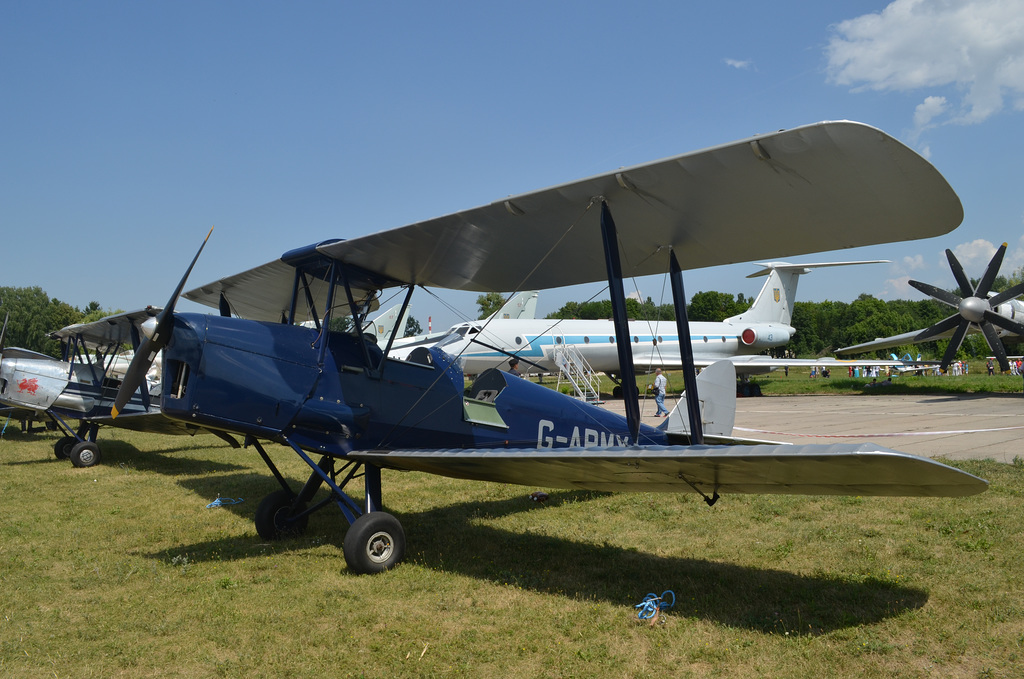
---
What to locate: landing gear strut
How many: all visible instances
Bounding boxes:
[248,437,406,574]
[52,420,102,467]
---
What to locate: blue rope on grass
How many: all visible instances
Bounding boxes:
[206,497,245,508]
[635,590,675,619]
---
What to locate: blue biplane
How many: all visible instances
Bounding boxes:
[111,121,987,574]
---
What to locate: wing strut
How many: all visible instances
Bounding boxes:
[378,284,415,376]
[599,201,641,443]
[669,250,704,444]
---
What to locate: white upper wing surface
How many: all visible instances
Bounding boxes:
[318,121,962,293]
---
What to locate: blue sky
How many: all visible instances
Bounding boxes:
[3,1,1023,331]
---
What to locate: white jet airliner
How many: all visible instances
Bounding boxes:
[422,261,910,378]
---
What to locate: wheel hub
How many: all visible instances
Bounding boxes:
[366,532,394,563]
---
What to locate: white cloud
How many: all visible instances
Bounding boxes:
[882,275,914,298]
[724,58,753,70]
[951,238,998,273]
[1005,233,1024,275]
[826,0,1024,131]
[914,95,948,128]
[902,253,926,271]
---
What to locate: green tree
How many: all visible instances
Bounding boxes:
[476,292,505,319]
[687,291,748,322]
[0,286,85,357]
[404,315,422,337]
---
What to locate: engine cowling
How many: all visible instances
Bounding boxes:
[739,325,793,349]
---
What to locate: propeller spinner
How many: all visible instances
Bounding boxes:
[111,227,214,418]
[909,243,1024,372]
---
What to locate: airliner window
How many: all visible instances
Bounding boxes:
[584,336,590,344]
[633,336,639,343]
[515,336,522,345]
[555,337,562,344]
[721,336,726,342]
[703,336,708,342]
[608,336,614,343]
[658,336,663,343]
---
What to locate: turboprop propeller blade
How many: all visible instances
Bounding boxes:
[908,242,1024,373]
[111,227,213,418]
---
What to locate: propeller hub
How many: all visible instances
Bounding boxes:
[140,316,159,341]
[959,296,988,323]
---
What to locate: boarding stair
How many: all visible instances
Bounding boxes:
[553,344,602,404]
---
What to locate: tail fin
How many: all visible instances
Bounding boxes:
[486,291,539,321]
[365,304,410,343]
[725,260,888,326]
[666,360,736,437]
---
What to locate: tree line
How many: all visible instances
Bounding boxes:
[0,286,113,357]
[6,280,1022,364]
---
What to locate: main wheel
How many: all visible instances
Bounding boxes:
[254,490,309,540]
[69,441,101,468]
[343,512,405,575]
[54,436,76,460]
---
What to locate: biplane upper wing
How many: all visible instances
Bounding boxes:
[349,443,987,497]
[316,120,962,293]
[182,121,961,316]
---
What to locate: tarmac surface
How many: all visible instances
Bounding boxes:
[601,393,1024,464]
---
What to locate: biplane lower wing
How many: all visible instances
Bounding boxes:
[349,443,988,498]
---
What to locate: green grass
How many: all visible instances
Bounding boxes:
[2,428,1023,677]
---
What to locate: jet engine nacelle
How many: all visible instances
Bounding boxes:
[739,325,793,349]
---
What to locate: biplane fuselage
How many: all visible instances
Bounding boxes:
[161,313,667,455]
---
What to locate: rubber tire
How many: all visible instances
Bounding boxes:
[343,512,406,575]
[54,436,76,460]
[254,490,309,540]
[69,441,101,468]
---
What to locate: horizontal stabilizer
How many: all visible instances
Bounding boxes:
[350,443,987,498]
[744,260,889,279]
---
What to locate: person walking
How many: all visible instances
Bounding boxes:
[653,368,669,417]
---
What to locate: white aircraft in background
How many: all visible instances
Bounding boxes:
[363,303,410,344]
[391,290,538,352]
[837,243,1024,372]
[423,261,917,380]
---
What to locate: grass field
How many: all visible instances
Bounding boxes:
[2,422,1022,678]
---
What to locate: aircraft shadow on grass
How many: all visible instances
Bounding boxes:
[71,439,247,475]
[148,485,928,635]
